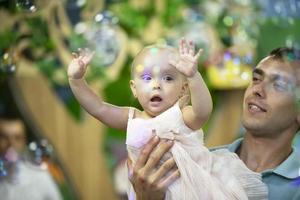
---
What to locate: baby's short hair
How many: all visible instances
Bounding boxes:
[131,44,177,77]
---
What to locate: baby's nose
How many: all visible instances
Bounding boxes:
[152,80,161,89]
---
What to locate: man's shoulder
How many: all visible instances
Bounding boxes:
[209,144,229,152]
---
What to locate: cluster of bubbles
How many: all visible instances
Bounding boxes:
[15,0,37,12]
[0,159,7,178]
[166,9,213,59]
[256,0,300,18]
[74,11,121,67]
[14,0,50,13]
[0,139,53,179]
[285,35,300,50]
[0,50,16,75]
[256,0,300,50]
[0,148,19,181]
[28,139,54,165]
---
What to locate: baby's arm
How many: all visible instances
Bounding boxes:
[170,39,213,130]
[68,48,129,131]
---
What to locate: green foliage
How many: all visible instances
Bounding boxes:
[104,58,135,107]
[109,2,153,37]
[68,33,88,52]
[102,57,140,132]
[64,93,82,121]
[36,57,58,83]
[25,17,54,51]
[59,182,78,200]
[36,57,82,120]
[160,0,185,26]
[0,29,19,50]
[214,10,234,47]
[256,18,300,62]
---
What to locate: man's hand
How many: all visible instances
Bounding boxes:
[127,132,180,200]
[169,38,203,78]
[68,48,94,79]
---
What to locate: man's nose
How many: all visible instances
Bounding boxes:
[252,81,266,98]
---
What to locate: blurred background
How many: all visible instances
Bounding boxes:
[0,0,299,199]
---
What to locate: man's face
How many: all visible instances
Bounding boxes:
[242,56,300,136]
[0,120,26,156]
[130,48,187,117]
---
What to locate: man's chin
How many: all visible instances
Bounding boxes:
[242,119,264,132]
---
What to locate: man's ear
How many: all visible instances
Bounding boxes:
[130,80,137,98]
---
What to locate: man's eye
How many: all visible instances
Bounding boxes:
[252,76,260,83]
[273,80,289,91]
[142,74,152,81]
[163,76,173,81]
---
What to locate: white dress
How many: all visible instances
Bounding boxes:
[126,102,268,200]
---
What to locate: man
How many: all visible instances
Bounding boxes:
[128,47,300,200]
[0,118,62,200]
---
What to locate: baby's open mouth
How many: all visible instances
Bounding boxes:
[150,96,162,102]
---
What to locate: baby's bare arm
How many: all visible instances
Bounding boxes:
[170,39,212,130]
[68,49,129,130]
[183,71,212,130]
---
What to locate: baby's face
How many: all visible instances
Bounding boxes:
[130,47,187,117]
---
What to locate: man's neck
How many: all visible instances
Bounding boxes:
[237,132,293,173]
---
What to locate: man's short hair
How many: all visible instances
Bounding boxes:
[269,47,300,62]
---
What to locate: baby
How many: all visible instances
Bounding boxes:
[68,39,267,199]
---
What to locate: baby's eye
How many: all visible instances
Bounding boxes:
[163,75,173,81]
[142,74,152,81]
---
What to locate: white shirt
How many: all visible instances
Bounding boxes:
[0,161,62,200]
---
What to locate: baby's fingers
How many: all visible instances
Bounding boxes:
[188,40,195,55]
[183,39,189,54]
[195,48,203,60]
[84,51,95,63]
[70,52,84,68]
[72,52,79,59]
[77,48,89,59]
[78,59,86,69]
[179,38,189,55]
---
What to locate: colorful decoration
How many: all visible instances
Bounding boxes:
[207,51,253,89]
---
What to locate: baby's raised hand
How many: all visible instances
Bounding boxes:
[169,38,203,77]
[68,48,95,79]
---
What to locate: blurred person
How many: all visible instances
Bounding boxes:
[68,38,267,199]
[0,117,62,200]
[128,47,300,200]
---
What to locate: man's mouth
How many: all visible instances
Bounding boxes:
[248,103,267,112]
